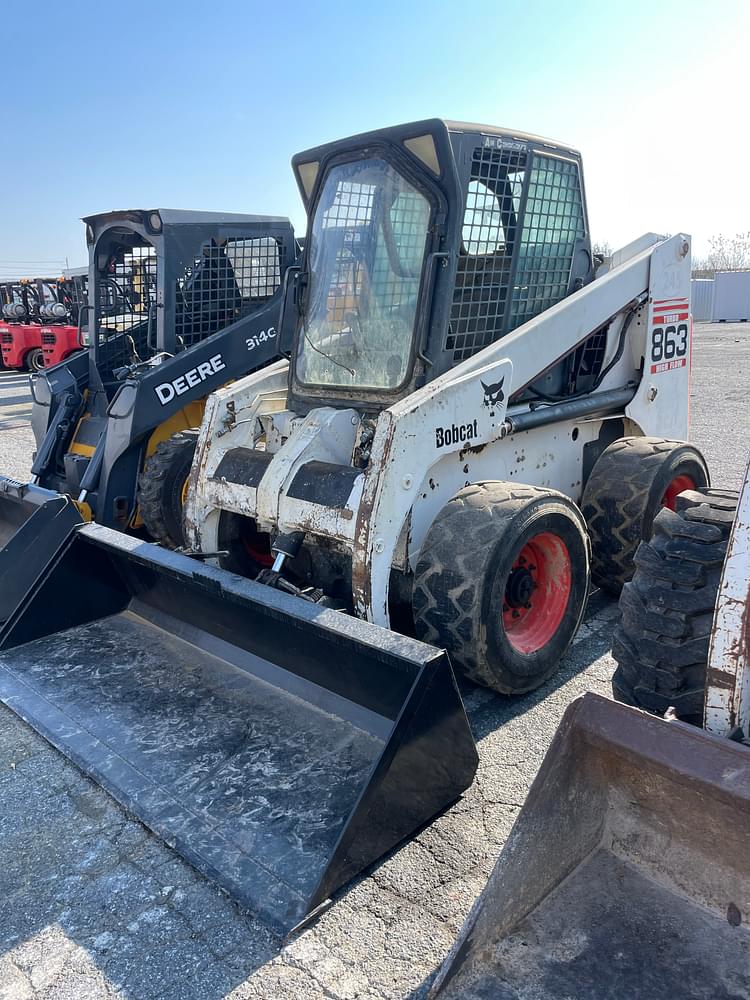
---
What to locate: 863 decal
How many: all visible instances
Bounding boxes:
[650,298,689,373]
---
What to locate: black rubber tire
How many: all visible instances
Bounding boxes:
[412,482,590,694]
[581,436,709,595]
[26,348,44,372]
[137,430,199,548]
[612,488,738,723]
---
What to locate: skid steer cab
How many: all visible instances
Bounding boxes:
[186,118,707,695]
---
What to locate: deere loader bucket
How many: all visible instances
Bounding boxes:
[0,524,478,935]
[0,478,83,625]
[432,693,750,1000]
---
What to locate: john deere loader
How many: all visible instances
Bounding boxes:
[0,208,298,622]
[0,120,708,933]
[431,459,750,999]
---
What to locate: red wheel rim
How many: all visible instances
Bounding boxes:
[661,474,695,511]
[502,531,572,655]
[241,525,274,567]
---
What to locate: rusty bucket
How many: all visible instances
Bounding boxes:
[432,693,750,999]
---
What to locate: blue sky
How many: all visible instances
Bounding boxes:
[1,0,747,272]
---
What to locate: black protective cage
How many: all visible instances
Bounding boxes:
[85,209,297,392]
[57,271,88,325]
[288,119,596,409]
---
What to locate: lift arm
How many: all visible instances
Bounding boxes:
[353,234,693,623]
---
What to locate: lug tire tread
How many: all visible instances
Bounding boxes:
[137,429,199,548]
[413,481,588,692]
[581,436,709,594]
[612,487,739,721]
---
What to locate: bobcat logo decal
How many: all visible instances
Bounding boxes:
[481,377,505,409]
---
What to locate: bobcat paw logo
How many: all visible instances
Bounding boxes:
[481,377,505,409]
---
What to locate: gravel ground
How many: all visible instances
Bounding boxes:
[0,321,747,1000]
[0,370,34,480]
[688,322,750,490]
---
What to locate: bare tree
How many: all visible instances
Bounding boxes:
[702,232,750,272]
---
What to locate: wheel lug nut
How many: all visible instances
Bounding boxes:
[512,609,520,619]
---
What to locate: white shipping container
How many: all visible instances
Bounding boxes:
[690,278,715,321]
[713,271,750,322]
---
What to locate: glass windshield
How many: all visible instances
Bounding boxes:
[296,157,431,390]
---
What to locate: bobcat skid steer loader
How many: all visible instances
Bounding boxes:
[184,119,706,693]
[431,458,750,999]
[0,120,704,932]
[0,208,297,623]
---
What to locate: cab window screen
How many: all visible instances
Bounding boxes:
[297,158,431,390]
[462,180,506,255]
[447,145,526,362]
[509,155,585,327]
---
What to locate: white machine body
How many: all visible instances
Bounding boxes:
[185,233,692,627]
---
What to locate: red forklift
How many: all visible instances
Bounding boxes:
[39,268,88,367]
[0,278,47,371]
